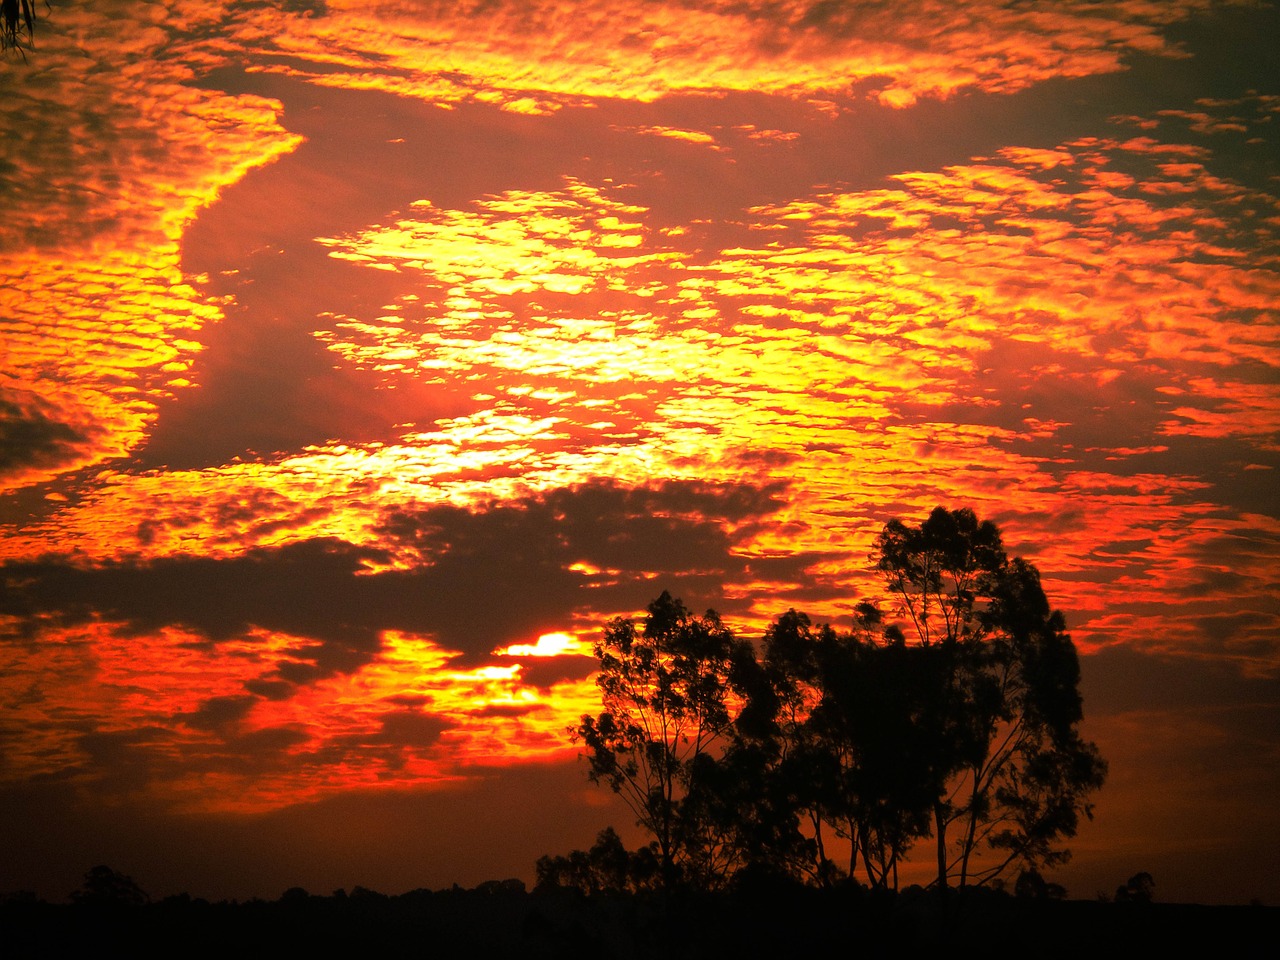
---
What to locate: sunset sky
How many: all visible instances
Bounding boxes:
[1,0,1277,906]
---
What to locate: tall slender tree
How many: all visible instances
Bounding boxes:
[873,507,1106,889]
[574,591,755,890]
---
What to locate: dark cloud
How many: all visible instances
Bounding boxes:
[75,726,181,795]
[378,477,788,565]
[228,726,313,761]
[58,714,311,800]
[372,710,451,749]
[513,654,598,690]
[181,695,259,732]
[0,394,90,475]
[243,679,296,700]
[0,478,800,670]
[261,710,454,780]
[371,477,807,640]
[1081,645,1280,717]
[0,537,392,676]
[279,0,329,15]
[469,703,541,719]
[1189,610,1279,662]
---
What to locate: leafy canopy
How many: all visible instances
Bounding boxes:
[566,508,1106,895]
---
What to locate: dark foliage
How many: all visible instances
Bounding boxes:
[573,591,758,890]
[565,508,1106,896]
[69,865,149,907]
[535,827,659,895]
[1115,871,1157,903]
[1,0,39,57]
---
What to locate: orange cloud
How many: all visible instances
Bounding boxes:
[0,3,301,490]
[214,0,1206,108]
[3,3,1276,851]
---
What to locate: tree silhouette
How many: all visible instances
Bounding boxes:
[70,865,149,906]
[871,507,1106,889]
[814,617,949,889]
[569,508,1105,895]
[1014,866,1066,900]
[731,607,940,889]
[1114,871,1155,903]
[534,826,659,895]
[573,591,756,891]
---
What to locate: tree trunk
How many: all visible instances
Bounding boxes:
[959,769,981,888]
[811,812,830,887]
[934,802,949,890]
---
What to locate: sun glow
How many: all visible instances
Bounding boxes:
[500,632,582,658]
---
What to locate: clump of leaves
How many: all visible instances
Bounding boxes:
[2,0,41,58]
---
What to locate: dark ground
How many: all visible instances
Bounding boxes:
[2,881,1274,958]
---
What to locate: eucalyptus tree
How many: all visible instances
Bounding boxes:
[568,508,1105,895]
[746,604,945,891]
[817,619,949,889]
[873,507,1107,889]
[715,608,836,886]
[732,508,1105,892]
[574,590,757,890]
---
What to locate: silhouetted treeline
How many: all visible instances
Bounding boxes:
[2,871,1274,959]
[567,508,1106,895]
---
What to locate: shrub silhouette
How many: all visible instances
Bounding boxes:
[70,865,148,907]
[1115,871,1155,903]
